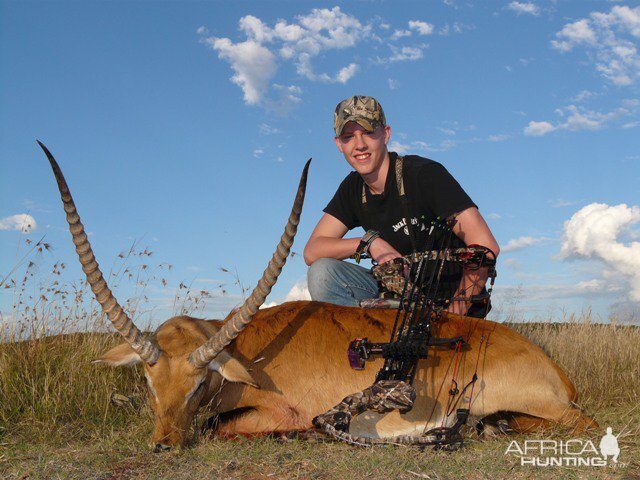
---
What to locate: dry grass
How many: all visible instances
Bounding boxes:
[1,244,639,479]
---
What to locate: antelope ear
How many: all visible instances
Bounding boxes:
[209,350,260,389]
[95,342,143,367]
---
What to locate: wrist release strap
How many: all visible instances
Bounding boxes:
[353,230,380,264]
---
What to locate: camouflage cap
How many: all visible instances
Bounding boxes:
[334,95,386,135]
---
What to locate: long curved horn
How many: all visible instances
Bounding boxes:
[190,159,311,368]
[37,140,160,365]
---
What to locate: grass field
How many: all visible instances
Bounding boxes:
[1,249,639,479]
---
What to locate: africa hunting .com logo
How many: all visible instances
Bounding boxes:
[505,427,623,467]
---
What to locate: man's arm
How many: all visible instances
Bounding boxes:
[447,207,500,316]
[303,213,356,265]
[303,213,401,266]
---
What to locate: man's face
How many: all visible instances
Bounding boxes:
[334,121,391,177]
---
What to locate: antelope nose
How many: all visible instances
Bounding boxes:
[153,443,172,453]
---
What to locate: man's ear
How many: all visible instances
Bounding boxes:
[209,350,260,388]
[334,136,344,153]
[383,125,392,145]
[95,342,143,367]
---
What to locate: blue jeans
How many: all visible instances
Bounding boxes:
[307,258,379,306]
[307,257,490,318]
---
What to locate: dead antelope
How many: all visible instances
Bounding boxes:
[39,141,596,451]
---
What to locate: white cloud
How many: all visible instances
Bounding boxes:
[391,29,412,40]
[502,236,546,253]
[488,134,509,142]
[551,5,640,86]
[487,213,502,220]
[524,120,555,136]
[261,278,311,309]
[408,20,435,36]
[552,19,598,52]
[205,38,276,105]
[507,2,540,16]
[389,139,433,154]
[284,278,312,301]
[200,7,368,107]
[572,89,596,102]
[252,149,264,158]
[524,102,637,136]
[388,78,399,90]
[0,214,37,233]
[385,45,424,62]
[389,136,458,153]
[560,203,640,302]
[259,123,280,135]
[336,63,358,83]
[389,140,410,154]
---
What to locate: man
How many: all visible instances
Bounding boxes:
[303,95,499,317]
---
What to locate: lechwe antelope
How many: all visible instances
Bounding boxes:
[39,141,596,451]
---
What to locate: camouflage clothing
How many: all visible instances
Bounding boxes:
[312,380,416,433]
[334,95,386,135]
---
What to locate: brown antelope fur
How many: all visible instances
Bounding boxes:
[100,300,597,447]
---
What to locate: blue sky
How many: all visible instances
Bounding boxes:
[1,1,639,325]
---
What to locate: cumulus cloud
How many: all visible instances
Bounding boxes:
[284,278,312,302]
[408,20,434,35]
[336,63,358,83]
[560,203,640,302]
[200,7,368,107]
[507,2,540,16]
[524,121,555,136]
[524,102,638,136]
[204,38,276,105]
[391,29,412,40]
[0,214,37,233]
[502,236,546,253]
[551,5,640,86]
[261,278,311,309]
[385,45,425,62]
[202,8,463,108]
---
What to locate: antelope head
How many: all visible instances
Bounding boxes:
[38,141,310,450]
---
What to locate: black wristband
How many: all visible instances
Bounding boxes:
[353,230,380,264]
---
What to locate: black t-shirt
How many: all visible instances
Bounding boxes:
[324,152,477,299]
[324,152,476,254]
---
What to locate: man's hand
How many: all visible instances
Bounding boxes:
[369,237,402,264]
[446,207,500,317]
